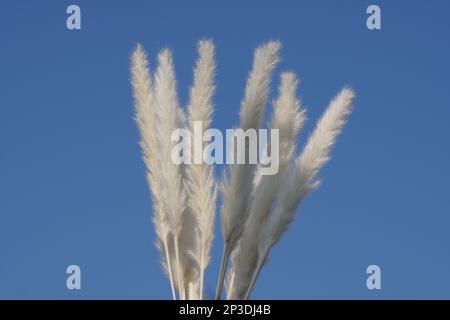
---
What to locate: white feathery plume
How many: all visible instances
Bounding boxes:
[185,40,217,300]
[227,72,305,299]
[244,88,355,299]
[153,48,188,299]
[216,41,281,299]
[130,44,177,299]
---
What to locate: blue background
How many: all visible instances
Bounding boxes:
[1,0,449,299]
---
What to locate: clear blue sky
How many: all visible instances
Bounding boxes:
[1,0,449,299]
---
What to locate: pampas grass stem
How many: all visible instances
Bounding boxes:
[227,72,305,299]
[174,235,185,299]
[162,226,177,299]
[131,44,178,300]
[154,48,188,299]
[244,88,355,299]
[215,240,231,299]
[185,40,217,300]
[216,41,281,299]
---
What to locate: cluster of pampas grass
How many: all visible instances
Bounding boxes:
[131,39,355,300]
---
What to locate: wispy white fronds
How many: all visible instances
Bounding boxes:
[131,40,356,300]
[227,72,305,299]
[185,40,217,300]
[216,41,281,299]
[131,44,177,300]
[244,88,355,299]
[154,48,188,299]
[230,73,305,298]
[187,40,216,130]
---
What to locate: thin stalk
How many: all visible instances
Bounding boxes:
[174,234,185,300]
[162,226,176,300]
[200,247,205,300]
[226,266,235,299]
[243,249,269,300]
[214,240,231,300]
